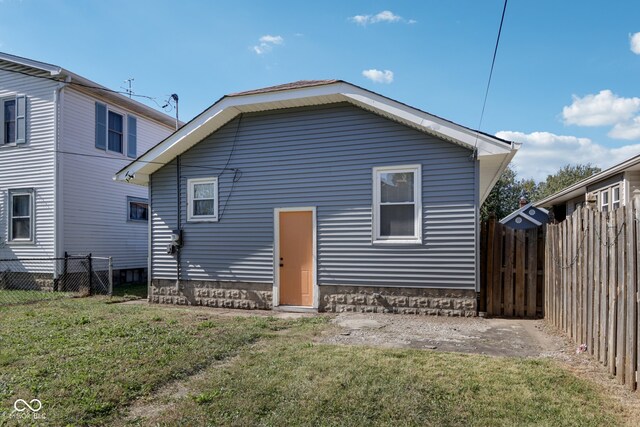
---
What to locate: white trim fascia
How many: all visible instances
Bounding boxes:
[0,52,62,76]
[115,82,518,185]
[479,144,521,204]
[273,207,318,310]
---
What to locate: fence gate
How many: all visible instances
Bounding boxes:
[480,218,545,318]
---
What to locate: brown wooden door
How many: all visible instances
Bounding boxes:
[279,211,313,306]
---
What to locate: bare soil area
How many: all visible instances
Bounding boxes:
[319,313,563,357]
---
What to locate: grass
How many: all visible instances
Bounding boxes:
[0,298,625,426]
[0,289,74,306]
[111,283,148,299]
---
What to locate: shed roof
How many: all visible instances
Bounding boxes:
[114,80,520,202]
[500,202,548,226]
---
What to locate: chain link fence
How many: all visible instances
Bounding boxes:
[0,254,112,306]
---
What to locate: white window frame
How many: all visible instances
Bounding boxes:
[600,189,609,212]
[1,97,17,145]
[127,196,149,222]
[187,177,218,222]
[8,188,35,243]
[372,164,422,245]
[611,185,621,210]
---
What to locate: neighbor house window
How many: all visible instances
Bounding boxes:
[1,95,26,145]
[372,165,422,244]
[187,177,218,222]
[612,186,620,210]
[127,197,148,221]
[95,102,136,156]
[3,99,15,144]
[9,189,34,242]
[601,189,609,212]
[108,111,124,153]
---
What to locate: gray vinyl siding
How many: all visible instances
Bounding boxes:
[151,103,478,289]
[0,66,57,267]
[60,88,173,269]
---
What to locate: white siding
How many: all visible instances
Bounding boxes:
[0,68,57,265]
[61,88,173,270]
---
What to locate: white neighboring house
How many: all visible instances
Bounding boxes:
[0,52,176,282]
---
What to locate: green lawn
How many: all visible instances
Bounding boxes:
[0,289,75,306]
[0,298,625,426]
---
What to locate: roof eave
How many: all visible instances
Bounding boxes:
[115,81,517,185]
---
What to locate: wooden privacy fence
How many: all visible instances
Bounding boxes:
[480,218,545,318]
[546,199,639,391]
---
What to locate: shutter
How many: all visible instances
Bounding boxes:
[16,95,27,144]
[127,115,137,158]
[95,102,107,149]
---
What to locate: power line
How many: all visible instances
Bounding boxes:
[16,144,239,173]
[472,0,509,155]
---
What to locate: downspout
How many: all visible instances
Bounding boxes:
[53,79,68,277]
[175,155,181,290]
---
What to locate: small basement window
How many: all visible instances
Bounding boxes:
[9,189,34,242]
[127,197,148,221]
[187,177,218,222]
[372,165,422,244]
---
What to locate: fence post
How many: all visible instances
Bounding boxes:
[61,251,69,292]
[87,253,93,295]
[108,257,113,296]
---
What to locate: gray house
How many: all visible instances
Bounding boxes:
[116,80,519,315]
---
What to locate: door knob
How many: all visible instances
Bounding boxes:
[279,263,284,267]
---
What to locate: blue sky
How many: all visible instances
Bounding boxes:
[1,0,639,181]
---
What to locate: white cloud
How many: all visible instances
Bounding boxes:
[362,69,394,84]
[349,10,413,26]
[609,116,640,140]
[630,32,640,54]
[496,130,640,181]
[372,10,402,23]
[562,90,640,127]
[259,35,283,45]
[252,34,284,55]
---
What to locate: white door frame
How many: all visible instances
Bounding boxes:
[273,207,318,309]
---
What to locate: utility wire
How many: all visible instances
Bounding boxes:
[16,144,239,173]
[472,0,509,155]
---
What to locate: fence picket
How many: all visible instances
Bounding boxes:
[543,202,639,392]
[626,202,637,390]
[515,230,526,317]
[527,228,538,318]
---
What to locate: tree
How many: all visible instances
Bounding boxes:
[481,166,535,221]
[533,163,601,202]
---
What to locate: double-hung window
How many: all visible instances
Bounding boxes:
[373,165,422,244]
[95,102,137,157]
[1,95,27,145]
[8,189,34,242]
[612,186,621,210]
[601,189,609,212]
[187,177,218,222]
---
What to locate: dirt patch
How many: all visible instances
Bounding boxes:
[320,313,564,357]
